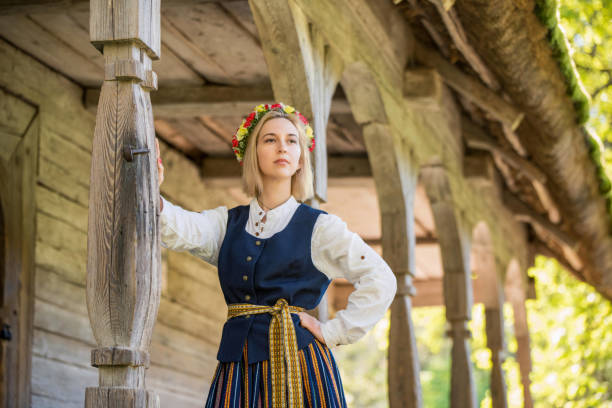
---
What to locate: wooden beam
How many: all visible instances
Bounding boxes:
[462,118,546,183]
[0,0,240,15]
[426,0,499,89]
[503,191,577,250]
[85,85,352,118]
[415,43,524,130]
[403,67,443,110]
[201,155,372,179]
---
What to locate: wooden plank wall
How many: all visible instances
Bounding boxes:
[0,38,240,407]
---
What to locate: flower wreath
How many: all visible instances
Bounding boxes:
[231,102,315,163]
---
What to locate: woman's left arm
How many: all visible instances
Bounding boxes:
[309,213,397,347]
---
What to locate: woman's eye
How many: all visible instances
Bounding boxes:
[289,139,298,144]
[265,138,275,143]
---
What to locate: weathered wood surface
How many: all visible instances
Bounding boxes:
[164,3,267,84]
[0,91,38,408]
[421,166,476,408]
[249,0,344,202]
[0,37,234,406]
[341,63,422,407]
[415,43,523,131]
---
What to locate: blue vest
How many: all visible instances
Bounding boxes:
[216,203,331,363]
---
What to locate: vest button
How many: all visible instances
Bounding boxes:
[245,294,251,301]
[243,275,248,281]
[246,256,252,262]
[255,240,261,246]
[255,232,259,236]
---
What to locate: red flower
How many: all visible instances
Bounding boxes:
[232,138,238,147]
[298,113,308,125]
[264,104,269,109]
[271,103,281,109]
[309,138,315,152]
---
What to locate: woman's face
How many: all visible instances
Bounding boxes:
[256,117,302,181]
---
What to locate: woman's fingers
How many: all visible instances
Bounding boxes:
[297,312,326,345]
[155,138,164,186]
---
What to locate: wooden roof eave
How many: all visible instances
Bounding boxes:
[452,0,612,300]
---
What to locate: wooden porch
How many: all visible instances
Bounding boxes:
[0,0,610,407]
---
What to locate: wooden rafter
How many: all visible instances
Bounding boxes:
[0,0,240,15]
[85,85,352,118]
[425,0,499,90]
[415,43,524,130]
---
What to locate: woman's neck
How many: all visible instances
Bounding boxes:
[258,177,292,211]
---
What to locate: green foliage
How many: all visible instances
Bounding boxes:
[527,256,612,407]
[536,0,612,232]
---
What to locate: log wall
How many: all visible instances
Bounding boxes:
[0,38,238,407]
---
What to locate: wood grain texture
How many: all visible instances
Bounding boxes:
[0,96,38,408]
[250,0,344,202]
[90,0,161,58]
[341,61,423,406]
[163,3,268,84]
[421,165,477,408]
[415,43,523,130]
[0,15,104,86]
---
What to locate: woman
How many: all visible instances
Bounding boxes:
[157,103,396,407]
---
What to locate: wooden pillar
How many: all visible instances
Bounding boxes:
[249,0,343,321]
[86,1,161,407]
[342,62,422,407]
[505,260,534,408]
[512,299,534,408]
[422,165,476,408]
[485,306,508,408]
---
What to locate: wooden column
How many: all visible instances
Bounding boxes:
[485,306,508,408]
[342,62,422,408]
[505,260,534,408]
[510,296,534,408]
[249,0,343,321]
[422,165,476,408]
[86,1,161,407]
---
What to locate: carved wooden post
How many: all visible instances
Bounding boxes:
[365,124,422,408]
[342,62,422,408]
[485,306,508,408]
[249,0,343,321]
[86,0,161,407]
[422,165,476,408]
[505,260,534,408]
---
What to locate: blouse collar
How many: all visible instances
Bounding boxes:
[249,196,299,225]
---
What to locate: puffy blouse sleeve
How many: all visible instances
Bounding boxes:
[311,213,397,347]
[159,196,228,266]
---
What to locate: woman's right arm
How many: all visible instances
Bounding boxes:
[156,138,227,266]
[160,197,228,266]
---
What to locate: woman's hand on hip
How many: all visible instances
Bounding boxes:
[297,312,326,346]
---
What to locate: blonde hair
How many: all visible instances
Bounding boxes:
[241,110,314,201]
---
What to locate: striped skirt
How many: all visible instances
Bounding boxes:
[205,339,347,408]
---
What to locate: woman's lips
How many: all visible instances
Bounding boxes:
[274,159,289,165]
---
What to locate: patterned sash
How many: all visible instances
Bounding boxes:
[227,298,305,408]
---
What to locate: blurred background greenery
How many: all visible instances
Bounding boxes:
[333,0,612,406]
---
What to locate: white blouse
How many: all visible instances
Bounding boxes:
[159,195,397,348]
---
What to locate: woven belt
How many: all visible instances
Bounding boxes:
[227,298,305,408]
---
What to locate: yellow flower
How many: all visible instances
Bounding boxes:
[236,126,248,141]
[283,105,295,114]
[256,104,267,113]
[305,126,313,138]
